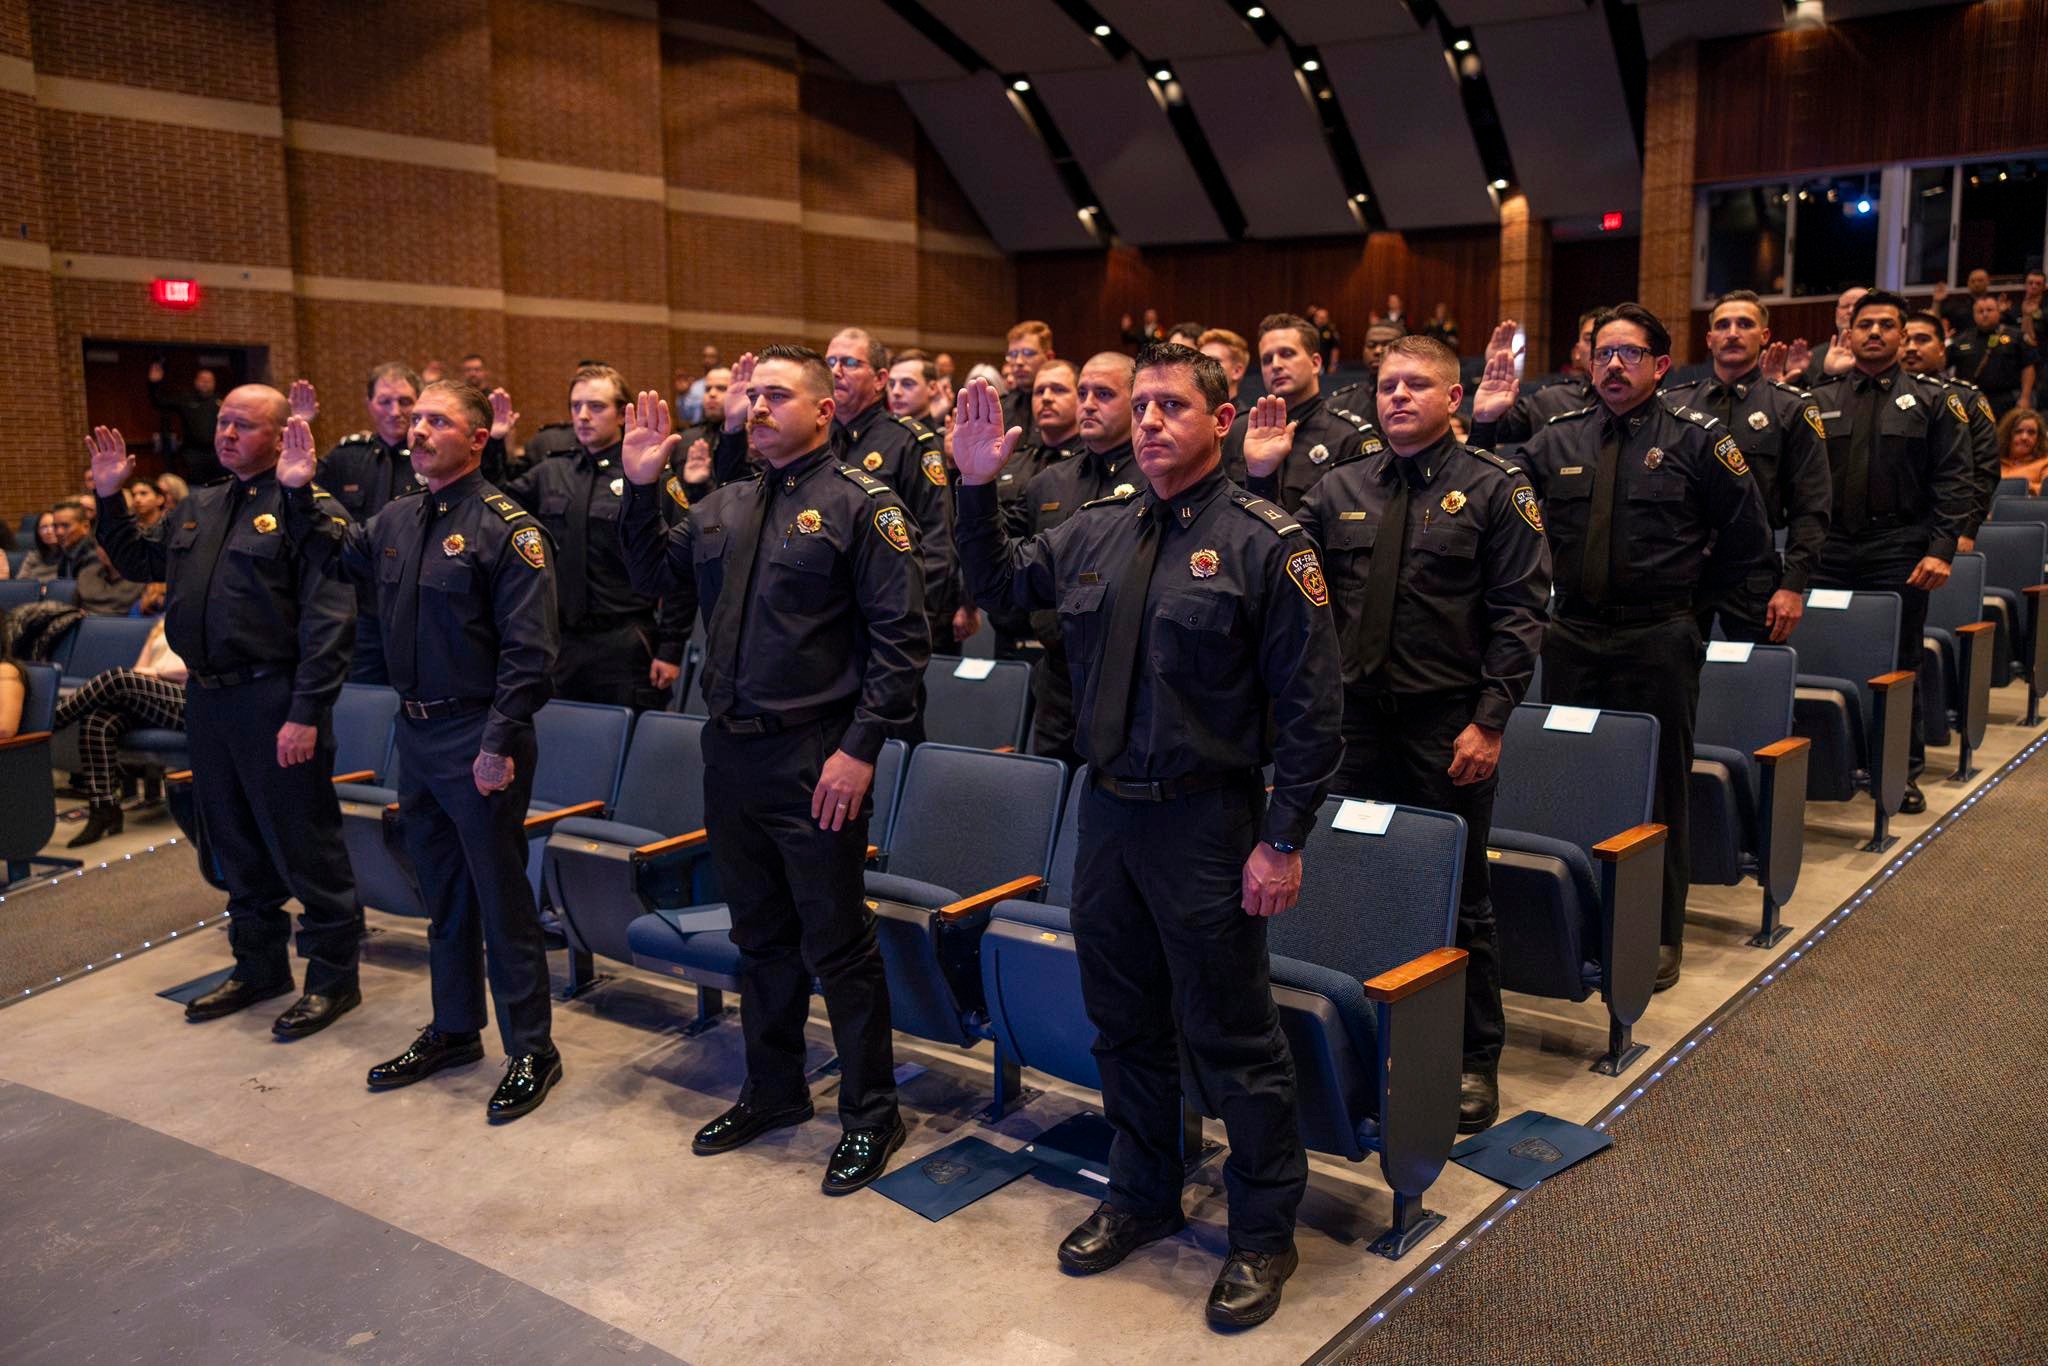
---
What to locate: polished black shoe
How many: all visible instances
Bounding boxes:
[1057,1203,1188,1275]
[1458,1070,1500,1134]
[1654,942,1683,992]
[487,1050,563,1122]
[185,975,293,1022]
[272,984,361,1039]
[691,1099,815,1155]
[1205,1244,1300,1329]
[365,1027,485,1089]
[1900,781,1927,815]
[67,801,123,849]
[820,1117,906,1195]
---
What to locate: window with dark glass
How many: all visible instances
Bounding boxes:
[1957,158,2048,281]
[1789,173,1881,299]
[1904,165,1953,286]
[1703,184,1789,298]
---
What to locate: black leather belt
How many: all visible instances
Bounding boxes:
[1092,769,1256,802]
[714,702,847,736]
[1553,596,1693,626]
[401,696,489,720]
[189,665,280,689]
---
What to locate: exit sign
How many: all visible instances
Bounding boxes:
[151,278,201,310]
[1600,212,1624,232]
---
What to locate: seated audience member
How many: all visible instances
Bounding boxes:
[966,362,1004,391]
[1197,328,1250,403]
[154,472,189,515]
[20,501,93,581]
[51,616,187,847]
[0,620,21,738]
[1165,321,1204,348]
[75,546,147,615]
[126,478,169,532]
[1999,407,2046,493]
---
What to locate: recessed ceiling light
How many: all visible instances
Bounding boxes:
[1351,193,1367,203]
[1247,6,1266,18]
[1093,23,1111,37]
[1155,68,1173,82]
[1301,59,1319,72]
[1012,79,1030,92]
[1490,178,1509,191]
[1453,39,1471,52]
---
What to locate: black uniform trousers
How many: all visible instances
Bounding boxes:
[1071,778,1304,1254]
[394,710,553,1056]
[702,713,898,1131]
[184,674,360,992]
[1699,561,1779,645]
[556,614,666,711]
[1542,612,1702,947]
[1812,528,1931,776]
[347,615,389,685]
[1333,690,1505,1074]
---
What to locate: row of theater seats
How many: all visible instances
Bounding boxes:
[0,578,79,609]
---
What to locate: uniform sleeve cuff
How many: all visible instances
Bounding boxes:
[1472,694,1514,732]
[1927,536,1957,562]
[840,721,884,765]
[287,697,328,728]
[1778,564,1810,594]
[482,710,530,755]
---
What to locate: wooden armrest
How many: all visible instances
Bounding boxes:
[632,828,708,858]
[1753,737,1810,765]
[165,767,193,782]
[523,800,606,832]
[1592,822,1668,862]
[330,769,376,784]
[1868,670,1915,692]
[1956,621,1996,637]
[1363,946,1468,1004]
[384,802,400,812]
[2024,584,2048,596]
[0,730,52,752]
[867,844,880,860]
[938,874,1046,920]
[992,745,1015,753]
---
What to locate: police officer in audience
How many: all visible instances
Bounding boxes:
[1002,321,1055,444]
[313,362,426,684]
[1666,291,1832,643]
[1799,286,1868,389]
[1472,303,1770,989]
[1902,312,2000,549]
[1949,292,2038,420]
[1296,336,1550,1133]
[954,349,1343,1330]
[614,347,928,1195]
[1469,313,1599,449]
[1223,312,1380,511]
[87,389,362,1037]
[984,358,1085,659]
[1326,319,1406,414]
[499,365,688,709]
[1808,290,1976,815]
[885,350,946,424]
[278,379,564,1121]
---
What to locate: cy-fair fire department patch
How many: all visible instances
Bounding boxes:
[874,505,913,554]
[1286,547,1329,607]
[1713,434,1749,477]
[1804,405,1826,442]
[665,474,689,509]
[512,526,546,569]
[1946,392,1969,424]
[1513,486,1545,534]
[921,447,948,487]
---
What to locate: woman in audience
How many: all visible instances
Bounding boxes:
[0,618,24,740]
[51,616,187,846]
[1997,406,2046,493]
[17,511,63,581]
[154,472,188,515]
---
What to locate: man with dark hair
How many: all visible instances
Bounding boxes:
[1666,290,1832,644]
[1297,335,1549,1133]
[982,357,1089,663]
[278,377,564,1120]
[1003,321,1055,442]
[1949,291,2037,419]
[1164,321,1203,349]
[1467,313,1598,450]
[37,499,97,579]
[1472,302,1770,989]
[316,362,427,684]
[886,350,943,422]
[954,345,1343,1330]
[616,345,928,1194]
[1902,312,1999,550]
[459,354,490,388]
[1808,290,1976,814]
[1223,312,1380,511]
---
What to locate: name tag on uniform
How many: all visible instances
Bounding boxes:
[1819,411,1842,420]
[1332,800,1395,836]
[1338,510,1369,521]
[1706,640,1754,664]
[1543,706,1600,733]
[953,657,996,680]
[1807,589,1854,610]
[1559,465,1584,476]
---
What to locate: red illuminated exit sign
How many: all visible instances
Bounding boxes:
[1600,212,1625,233]
[152,278,201,310]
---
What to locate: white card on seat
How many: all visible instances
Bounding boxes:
[1333,799,1395,835]
[953,657,996,680]
[1543,705,1600,733]
[1807,589,1853,610]
[1706,640,1754,663]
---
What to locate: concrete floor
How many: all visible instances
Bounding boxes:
[4,683,2043,1364]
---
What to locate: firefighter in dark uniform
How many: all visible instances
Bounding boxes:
[501,365,688,710]
[986,358,1085,660]
[1296,336,1550,1134]
[1223,312,1379,511]
[315,362,427,683]
[88,389,362,1037]
[1902,311,2000,548]
[1665,291,1833,644]
[1472,303,1770,989]
[954,350,1344,1330]
[1809,290,1977,814]
[615,346,929,1195]
[279,379,564,1122]
[1471,313,1600,450]
[1950,292,2038,419]
[999,320,1055,445]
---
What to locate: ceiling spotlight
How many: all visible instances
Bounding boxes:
[1154,68,1173,82]
[1351,192,1367,203]
[1012,79,1030,92]
[1317,88,1331,99]
[1459,53,1482,78]
[1247,5,1266,17]
[1301,59,1319,72]
[1453,39,1472,52]
[1855,198,1872,214]
[1093,23,1111,37]
[1081,204,1098,215]
[1490,178,1509,191]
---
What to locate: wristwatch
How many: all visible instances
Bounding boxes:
[1266,839,1299,855]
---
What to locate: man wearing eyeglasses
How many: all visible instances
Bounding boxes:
[1001,321,1055,445]
[1471,302,1770,990]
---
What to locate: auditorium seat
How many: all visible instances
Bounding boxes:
[1920,552,1995,780]
[39,579,76,606]
[1996,477,2032,498]
[1789,591,1914,852]
[52,616,154,691]
[1974,522,2048,721]
[1489,703,1667,1075]
[1989,493,2048,531]
[923,656,1033,751]
[1688,643,1810,947]
[0,580,40,611]
[1,662,67,885]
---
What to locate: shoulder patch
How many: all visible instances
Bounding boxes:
[1976,395,1995,424]
[836,464,891,496]
[872,504,914,554]
[1945,391,1969,424]
[511,525,546,569]
[1229,491,1303,535]
[921,445,949,487]
[1713,433,1750,477]
[664,473,689,509]
[1080,486,1140,510]
[1285,547,1330,607]
[1512,485,1545,534]
[1803,405,1826,442]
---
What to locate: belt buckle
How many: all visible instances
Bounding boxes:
[723,716,767,736]
[403,699,431,720]
[1113,778,1163,801]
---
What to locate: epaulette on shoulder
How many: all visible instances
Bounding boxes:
[1546,404,1597,425]
[1329,404,1375,434]
[1674,405,1721,431]
[892,414,939,444]
[1466,446,1523,477]
[1079,485,1140,510]
[836,464,891,495]
[1770,379,1813,399]
[1228,490,1303,535]
[335,430,374,446]
[1948,375,1982,393]
[390,485,426,499]
[481,492,531,523]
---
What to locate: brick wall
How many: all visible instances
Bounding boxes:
[1639,43,1699,365]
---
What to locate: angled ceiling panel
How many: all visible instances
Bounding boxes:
[1823,0,1974,19]
[1627,0,1787,58]
[898,73,1097,251]
[1088,0,1260,59]
[1323,31,1497,229]
[1176,51,1356,238]
[1475,5,1641,218]
[1440,0,1586,22]
[1259,0,1418,44]
[918,0,1113,72]
[749,0,963,81]
[1031,61,1226,245]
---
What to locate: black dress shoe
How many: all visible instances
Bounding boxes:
[487,1050,563,1122]
[67,801,123,849]
[1206,1244,1300,1329]
[185,975,294,1022]
[366,1027,485,1089]
[1057,1203,1187,1274]
[820,1117,906,1195]
[1458,1070,1500,1134]
[272,984,361,1039]
[1900,781,1926,815]
[692,1099,816,1154]
[1654,942,1683,992]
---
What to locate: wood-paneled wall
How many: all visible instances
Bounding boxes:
[1696,0,2048,183]
[1013,227,1500,360]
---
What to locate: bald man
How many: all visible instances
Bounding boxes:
[89,384,364,1038]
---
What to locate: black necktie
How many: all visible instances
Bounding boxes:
[1348,468,1409,681]
[392,500,432,691]
[701,477,770,717]
[1582,420,1623,602]
[1709,382,1736,432]
[1086,505,1160,770]
[557,460,592,623]
[1844,376,1880,532]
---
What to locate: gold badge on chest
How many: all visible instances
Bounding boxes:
[1643,448,1664,471]
[1440,490,1466,515]
[863,451,884,471]
[795,509,823,535]
[252,513,278,534]
[1189,548,1221,579]
[442,533,466,556]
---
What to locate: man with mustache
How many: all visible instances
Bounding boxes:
[982,358,1086,662]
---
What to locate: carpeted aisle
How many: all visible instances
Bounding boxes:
[1334,745,2048,1363]
[0,844,222,1001]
